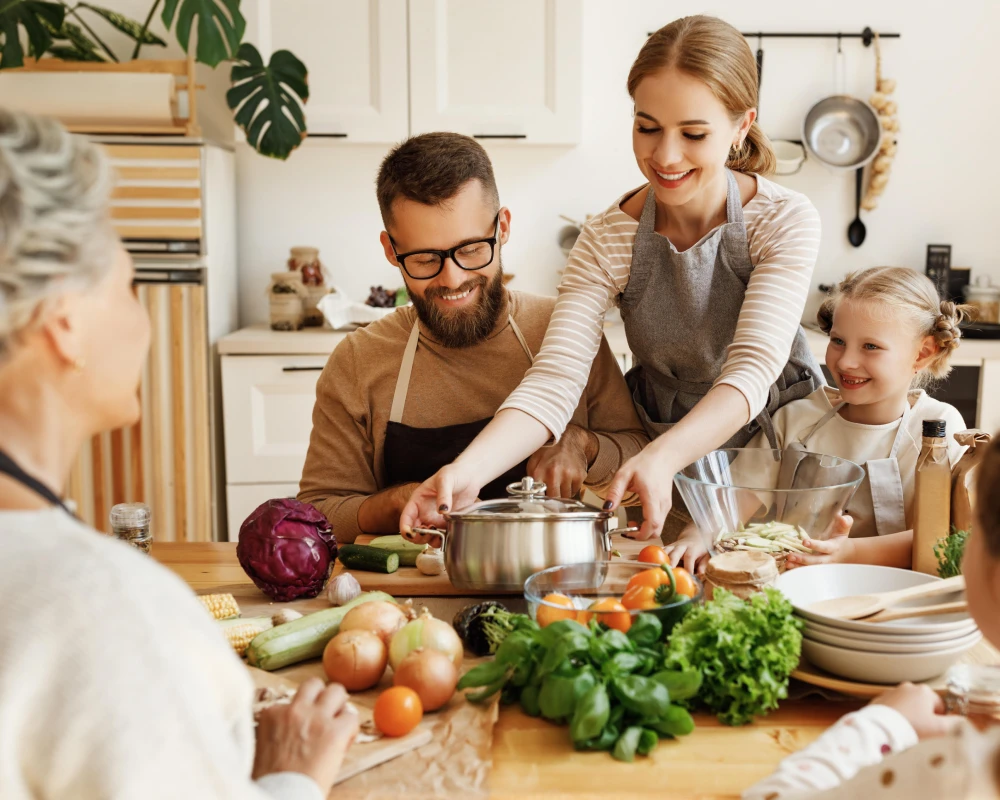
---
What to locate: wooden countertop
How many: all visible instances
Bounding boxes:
[154,542,863,799]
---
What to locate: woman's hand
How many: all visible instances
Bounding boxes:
[253,678,359,794]
[603,448,678,540]
[663,524,711,575]
[399,464,483,541]
[871,682,962,740]
[785,514,854,569]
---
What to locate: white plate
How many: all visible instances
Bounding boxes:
[805,625,982,654]
[802,615,978,645]
[802,634,982,684]
[777,564,972,635]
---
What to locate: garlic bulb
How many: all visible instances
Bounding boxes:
[327,572,361,605]
[272,608,303,626]
[415,548,445,576]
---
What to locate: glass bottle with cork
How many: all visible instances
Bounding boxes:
[912,419,951,575]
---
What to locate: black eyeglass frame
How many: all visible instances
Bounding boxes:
[388,212,501,280]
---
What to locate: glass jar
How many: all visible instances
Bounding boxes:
[287,247,327,327]
[964,276,1000,324]
[268,271,306,331]
[110,502,152,554]
[945,663,1000,729]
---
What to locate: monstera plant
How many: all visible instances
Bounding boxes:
[0,0,309,159]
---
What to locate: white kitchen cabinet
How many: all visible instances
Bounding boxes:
[407,0,582,144]
[226,483,301,540]
[244,0,409,142]
[221,354,327,485]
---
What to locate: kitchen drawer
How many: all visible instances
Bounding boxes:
[226,482,300,541]
[221,354,327,484]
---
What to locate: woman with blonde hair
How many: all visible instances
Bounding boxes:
[0,108,355,799]
[403,15,823,540]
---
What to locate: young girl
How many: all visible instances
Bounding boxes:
[402,15,823,543]
[742,434,1000,800]
[666,266,969,572]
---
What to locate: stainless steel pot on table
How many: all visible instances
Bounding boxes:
[412,477,638,592]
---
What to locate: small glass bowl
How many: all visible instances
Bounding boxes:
[523,561,703,636]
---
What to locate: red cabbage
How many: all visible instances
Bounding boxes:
[236,498,337,601]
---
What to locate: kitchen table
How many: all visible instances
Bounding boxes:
[155,542,865,800]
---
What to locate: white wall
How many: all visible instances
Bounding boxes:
[113,0,1000,326]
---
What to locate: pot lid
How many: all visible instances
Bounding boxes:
[446,477,613,521]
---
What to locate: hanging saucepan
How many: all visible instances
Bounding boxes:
[802,45,881,171]
[410,477,638,592]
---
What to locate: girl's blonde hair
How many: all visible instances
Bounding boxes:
[627,16,775,176]
[817,267,971,386]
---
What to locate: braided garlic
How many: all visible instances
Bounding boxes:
[863,32,897,211]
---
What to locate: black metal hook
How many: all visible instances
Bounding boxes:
[837,33,842,54]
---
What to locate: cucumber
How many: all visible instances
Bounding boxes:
[338,544,399,573]
[368,534,428,567]
[246,590,395,671]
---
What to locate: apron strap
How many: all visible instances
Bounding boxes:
[798,401,847,447]
[388,313,532,425]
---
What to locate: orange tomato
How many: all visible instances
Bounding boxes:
[577,598,632,633]
[626,566,671,592]
[672,567,698,598]
[621,584,658,611]
[637,545,669,565]
[373,686,423,737]
[536,593,577,628]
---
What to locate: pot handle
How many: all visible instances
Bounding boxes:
[614,526,641,537]
[409,527,446,549]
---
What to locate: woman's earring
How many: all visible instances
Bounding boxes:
[732,140,742,153]
[73,357,86,373]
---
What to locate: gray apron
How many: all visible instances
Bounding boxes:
[620,171,822,536]
[782,399,910,536]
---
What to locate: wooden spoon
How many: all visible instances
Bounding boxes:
[807,575,966,620]
[865,600,969,624]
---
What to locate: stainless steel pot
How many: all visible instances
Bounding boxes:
[413,477,638,592]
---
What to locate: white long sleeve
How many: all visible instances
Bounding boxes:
[498,174,821,437]
[742,704,918,799]
[0,509,321,800]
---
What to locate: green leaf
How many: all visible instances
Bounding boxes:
[162,0,244,67]
[42,17,104,59]
[612,726,642,763]
[48,42,102,60]
[78,3,166,45]
[227,44,309,160]
[0,0,63,67]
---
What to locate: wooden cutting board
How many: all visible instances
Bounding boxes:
[249,665,433,786]
[331,533,648,596]
[792,638,1000,698]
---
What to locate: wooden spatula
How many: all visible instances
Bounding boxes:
[864,600,969,623]
[807,575,966,620]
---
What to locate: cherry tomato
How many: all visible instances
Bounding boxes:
[637,545,669,565]
[373,686,423,737]
[626,565,671,592]
[672,567,698,598]
[536,593,577,628]
[577,598,632,633]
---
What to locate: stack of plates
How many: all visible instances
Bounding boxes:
[776,565,981,684]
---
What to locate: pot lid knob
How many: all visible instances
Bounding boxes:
[507,476,547,497]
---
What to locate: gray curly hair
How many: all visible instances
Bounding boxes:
[0,108,116,361]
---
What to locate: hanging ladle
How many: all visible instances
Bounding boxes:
[847,167,866,247]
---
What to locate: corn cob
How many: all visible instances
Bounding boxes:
[220,617,273,658]
[198,593,241,620]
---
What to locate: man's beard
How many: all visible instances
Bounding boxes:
[410,264,506,348]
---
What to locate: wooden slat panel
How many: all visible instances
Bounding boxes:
[112,185,201,201]
[113,224,202,241]
[147,286,168,541]
[110,428,126,507]
[68,455,85,522]
[104,145,201,161]
[130,419,144,504]
[170,286,188,542]
[190,285,212,542]
[116,166,199,181]
[111,206,201,220]
[91,433,107,533]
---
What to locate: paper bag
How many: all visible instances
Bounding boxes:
[951,429,992,533]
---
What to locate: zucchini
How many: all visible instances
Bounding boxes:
[368,534,428,567]
[246,590,395,670]
[338,543,399,573]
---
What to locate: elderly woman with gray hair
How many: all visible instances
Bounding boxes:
[0,109,355,799]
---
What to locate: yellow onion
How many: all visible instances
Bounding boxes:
[389,611,463,670]
[339,600,407,647]
[322,629,387,691]
[393,648,458,711]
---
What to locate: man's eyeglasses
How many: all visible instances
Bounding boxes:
[389,213,500,280]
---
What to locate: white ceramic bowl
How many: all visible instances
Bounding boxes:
[805,625,982,655]
[773,140,806,175]
[802,616,978,645]
[802,635,981,684]
[777,564,971,635]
